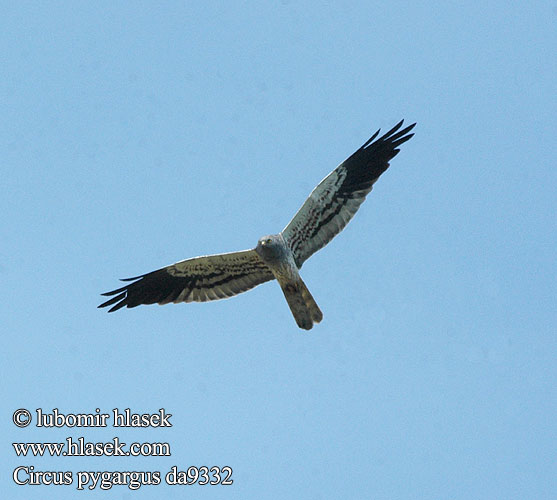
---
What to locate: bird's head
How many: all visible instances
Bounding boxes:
[256,234,285,262]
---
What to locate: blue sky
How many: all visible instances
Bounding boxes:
[2,1,556,499]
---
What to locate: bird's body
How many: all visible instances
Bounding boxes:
[255,233,322,330]
[99,120,415,329]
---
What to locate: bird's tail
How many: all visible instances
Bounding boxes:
[277,276,323,330]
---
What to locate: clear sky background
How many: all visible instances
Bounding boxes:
[2,1,556,499]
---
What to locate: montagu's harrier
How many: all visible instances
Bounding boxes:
[99,120,415,329]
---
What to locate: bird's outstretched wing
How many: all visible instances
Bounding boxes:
[98,249,274,312]
[281,120,415,267]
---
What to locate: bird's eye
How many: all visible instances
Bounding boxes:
[266,238,272,244]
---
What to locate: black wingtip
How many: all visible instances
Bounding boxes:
[384,120,415,138]
[120,275,144,282]
[361,120,416,150]
[107,302,128,313]
[98,291,127,309]
[100,286,127,297]
[361,128,381,148]
[98,271,157,312]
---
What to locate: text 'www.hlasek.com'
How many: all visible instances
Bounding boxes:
[11,408,233,491]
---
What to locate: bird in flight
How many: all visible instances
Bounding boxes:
[99,120,415,330]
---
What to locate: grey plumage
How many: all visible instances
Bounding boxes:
[99,120,415,329]
[254,233,322,330]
